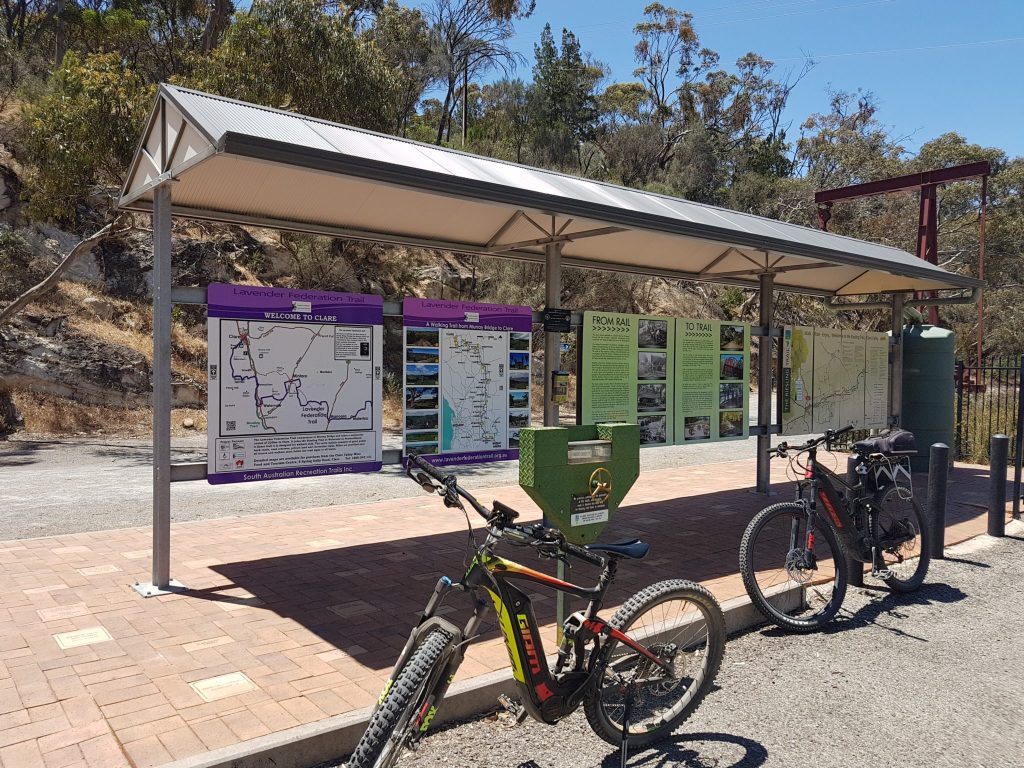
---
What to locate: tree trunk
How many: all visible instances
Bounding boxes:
[201,0,231,53]
[0,217,132,328]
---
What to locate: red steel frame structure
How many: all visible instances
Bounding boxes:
[815,161,990,366]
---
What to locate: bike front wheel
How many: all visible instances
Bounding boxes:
[584,580,725,748]
[347,628,454,768]
[739,502,848,633]
[873,486,930,592]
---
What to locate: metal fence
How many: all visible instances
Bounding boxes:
[954,355,1024,465]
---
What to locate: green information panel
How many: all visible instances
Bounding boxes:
[518,423,640,545]
[674,320,750,443]
[581,312,750,445]
[581,312,674,446]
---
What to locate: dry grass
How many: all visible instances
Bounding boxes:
[26,281,209,385]
[12,390,205,438]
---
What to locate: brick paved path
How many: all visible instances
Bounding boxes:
[0,459,1005,767]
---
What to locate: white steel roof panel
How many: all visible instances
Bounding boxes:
[119,85,982,296]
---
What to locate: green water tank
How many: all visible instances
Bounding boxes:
[899,325,955,472]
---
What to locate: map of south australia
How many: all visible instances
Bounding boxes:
[219,320,374,436]
[441,330,507,452]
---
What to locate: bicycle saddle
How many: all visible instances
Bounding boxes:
[585,539,650,560]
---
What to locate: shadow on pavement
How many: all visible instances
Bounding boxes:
[940,555,991,567]
[0,438,51,466]
[827,580,968,641]
[191,467,986,671]
[596,731,768,768]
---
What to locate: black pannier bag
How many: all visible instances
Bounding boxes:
[852,430,916,495]
[851,429,917,456]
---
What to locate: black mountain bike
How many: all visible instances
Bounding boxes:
[739,426,930,633]
[347,454,726,768]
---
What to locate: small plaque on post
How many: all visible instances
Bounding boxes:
[542,308,572,333]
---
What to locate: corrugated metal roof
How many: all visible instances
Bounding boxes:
[118,84,982,296]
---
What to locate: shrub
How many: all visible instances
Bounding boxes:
[20,52,152,225]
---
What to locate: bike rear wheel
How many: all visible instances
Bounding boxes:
[873,486,930,592]
[739,502,848,633]
[584,580,725,748]
[347,628,454,768]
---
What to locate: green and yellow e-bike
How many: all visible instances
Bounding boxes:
[347,454,725,768]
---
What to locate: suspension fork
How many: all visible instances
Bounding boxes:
[375,576,462,714]
[411,594,490,738]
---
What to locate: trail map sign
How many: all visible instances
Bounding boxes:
[674,320,750,443]
[206,284,383,484]
[781,326,889,435]
[580,312,675,446]
[403,298,532,466]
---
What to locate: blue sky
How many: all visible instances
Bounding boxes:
[488,0,1024,158]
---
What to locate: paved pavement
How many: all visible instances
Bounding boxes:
[326,525,1024,768]
[0,431,791,540]
[0,457,1005,768]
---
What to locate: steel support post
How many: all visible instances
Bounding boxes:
[890,293,905,427]
[755,272,775,494]
[1014,355,1024,520]
[543,242,567,633]
[846,455,864,587]
[134,183,185,597]
[543,242,562,428]
[988,434,1008,538]
[927,443,949,559]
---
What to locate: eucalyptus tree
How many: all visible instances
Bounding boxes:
[425,0,522,145]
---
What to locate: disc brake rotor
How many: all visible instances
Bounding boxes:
[785,548,814,584]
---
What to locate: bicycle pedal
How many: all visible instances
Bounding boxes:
[497,693,528,724]
[873,568,894,580]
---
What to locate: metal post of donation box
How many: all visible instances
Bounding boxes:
[518,423,640,545]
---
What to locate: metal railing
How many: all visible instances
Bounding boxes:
[955,355,1023,465]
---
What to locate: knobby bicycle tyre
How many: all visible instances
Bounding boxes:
[347,628,454,768]
[584,579,725,748]
[739,502,848,633]
[874,486,930,592]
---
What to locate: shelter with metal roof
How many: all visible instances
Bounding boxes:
[119,85,980,597]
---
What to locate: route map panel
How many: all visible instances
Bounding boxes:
[781,325,890,436]
[403,298,532,466]
[207,284,383,483]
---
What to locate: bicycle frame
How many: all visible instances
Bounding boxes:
[800,446,871,560]
[377,536,674,739]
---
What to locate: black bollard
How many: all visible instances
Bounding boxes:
[927,443,949,559]
[846,454,864,587]
[989,434,1009,537]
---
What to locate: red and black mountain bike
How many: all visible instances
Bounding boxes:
[347,454,726,768]
[739,426,930,633]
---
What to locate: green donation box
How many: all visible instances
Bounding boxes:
[518,423,640,545]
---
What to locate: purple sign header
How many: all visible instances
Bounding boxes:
[403,298,532,332]
[208,283,383,324]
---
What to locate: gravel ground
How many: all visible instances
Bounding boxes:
[0,424,798,539]
[325,527,1024,768]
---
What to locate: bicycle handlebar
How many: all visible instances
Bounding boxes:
[405,454,606,567]
[768,424,856,457]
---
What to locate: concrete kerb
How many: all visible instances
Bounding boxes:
[161,585,803,768]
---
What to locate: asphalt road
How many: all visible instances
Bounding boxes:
[0,427,797,540]
[327,527,1024,768]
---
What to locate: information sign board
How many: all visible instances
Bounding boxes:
[206,283,383,484]
[580,312,675,446]
[781,326,891,435]
[403,298,532,465]
[674,320,750,443]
